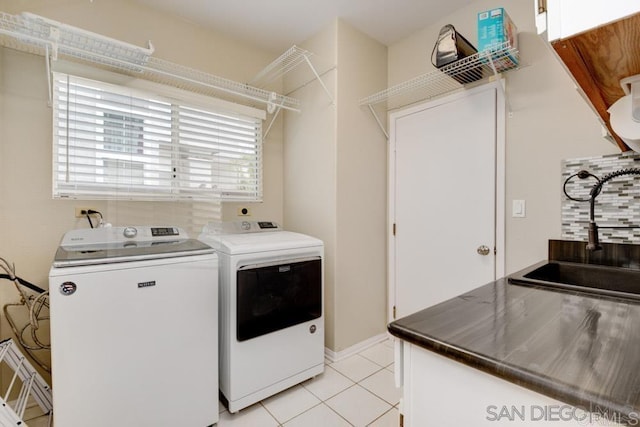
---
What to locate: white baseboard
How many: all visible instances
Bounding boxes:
[324,332,390,363]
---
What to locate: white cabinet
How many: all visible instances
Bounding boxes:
[536,0,639,40]
[398,341,625,426]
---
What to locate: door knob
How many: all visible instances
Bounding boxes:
[477,245,491,256]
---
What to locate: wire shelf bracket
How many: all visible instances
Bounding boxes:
[250,45,335,138]
[360,42,519,139]
[0,12,300,114]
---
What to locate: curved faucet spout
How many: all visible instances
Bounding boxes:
[586,168,640,251]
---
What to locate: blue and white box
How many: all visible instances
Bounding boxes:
[477,7,518,71]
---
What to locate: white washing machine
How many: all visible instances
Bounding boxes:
[49,226,219,427]
[199,221,324,413]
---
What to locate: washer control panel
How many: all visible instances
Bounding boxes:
[151,227,180,237]
[60,226,186,246]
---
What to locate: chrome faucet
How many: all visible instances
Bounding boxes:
[564,168,640,251]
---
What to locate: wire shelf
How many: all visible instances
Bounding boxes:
[249,45,313,88]
[359,42,519,107]
[142,57,301,111]
[0,13,50,56]
[0,12,154,72]
[0,12,300,112]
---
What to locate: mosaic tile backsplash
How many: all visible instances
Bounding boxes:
[562,152,640,244]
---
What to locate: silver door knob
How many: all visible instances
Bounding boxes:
[477,245,491,256]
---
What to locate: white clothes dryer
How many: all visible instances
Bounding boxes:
[49,226,219,427]
[199,221,324,413]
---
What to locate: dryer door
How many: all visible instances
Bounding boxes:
[236,257,321,341]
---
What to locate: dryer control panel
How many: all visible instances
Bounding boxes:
[220,221,282,234]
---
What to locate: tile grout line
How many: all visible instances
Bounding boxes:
[324,344,399,412]
[355,378,398,407]
[359,354,394,368]
[325,382,395,426]
[259,400,283,426]
[356,367,400,406]
[322,401,356,427]
[276,387,357,427]
[365,406,399,427]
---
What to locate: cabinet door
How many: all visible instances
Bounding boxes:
[402,343,624,426]
[389,83,503,319]
[543,0,639,41]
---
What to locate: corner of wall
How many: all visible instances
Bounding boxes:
[333,20,389,352]
[282,19,339,350]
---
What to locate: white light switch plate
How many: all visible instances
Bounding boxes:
[512,200,526,218]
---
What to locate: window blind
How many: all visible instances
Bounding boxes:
[52,73,263,201]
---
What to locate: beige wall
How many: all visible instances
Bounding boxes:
[334,23,388,350]
[283,20,388,352]
[283,22,339,350]
[0,0,284,375]
[387,0,618,274]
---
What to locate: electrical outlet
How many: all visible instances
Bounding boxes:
[75,207,97,218]
[237,207,251,216]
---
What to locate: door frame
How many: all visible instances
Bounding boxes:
[387,81,506,323]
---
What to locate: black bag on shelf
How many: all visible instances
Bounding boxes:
[431,24,482,84]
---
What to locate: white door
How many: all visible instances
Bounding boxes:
[389,83,505,320]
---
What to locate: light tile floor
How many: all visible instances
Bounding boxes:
[217,339,401,427]
[23,339,400,427]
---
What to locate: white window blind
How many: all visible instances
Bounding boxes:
[52,73,263,201]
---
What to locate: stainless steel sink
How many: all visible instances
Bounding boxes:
[508,261,640,300]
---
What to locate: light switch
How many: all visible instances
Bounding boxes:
[512,200,526,218]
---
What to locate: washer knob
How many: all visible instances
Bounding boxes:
[241,221,251,231]
[123,227,138,238]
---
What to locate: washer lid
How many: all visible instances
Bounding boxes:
[199,231,323,255]
[52,226,214,267]
[52,239,214,267]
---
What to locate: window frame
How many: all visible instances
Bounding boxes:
[52,71,265,202]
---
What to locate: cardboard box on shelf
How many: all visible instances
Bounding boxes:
[477,7,518,72]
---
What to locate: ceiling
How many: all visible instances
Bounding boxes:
[134,0,476,52]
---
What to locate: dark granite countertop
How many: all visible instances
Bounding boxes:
[388,275,640,423]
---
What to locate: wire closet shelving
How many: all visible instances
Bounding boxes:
[249,45,334,104]
[246,44,335,137]
[0,11,301,113]
[360,42,520,138]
